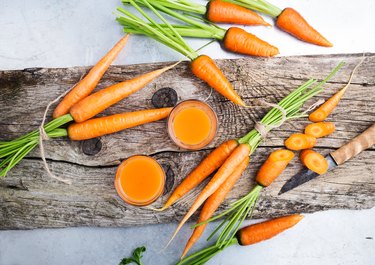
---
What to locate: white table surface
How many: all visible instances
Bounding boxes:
[0,0,374,264]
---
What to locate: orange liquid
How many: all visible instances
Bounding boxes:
[115,156,165,206]
[173,107,211,145]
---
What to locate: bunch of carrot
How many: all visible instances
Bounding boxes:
[116,0,247,107]
[151,63,343,257]
[119,0,332,48]
[0,35,177,178]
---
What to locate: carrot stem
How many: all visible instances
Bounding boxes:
[225,0,281,17]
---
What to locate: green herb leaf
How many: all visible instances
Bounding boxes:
[119,246,146,265]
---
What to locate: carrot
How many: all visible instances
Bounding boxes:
[178,214,304,264]
[67,107,172,140]
[237,214,304,245]
[181,156,250,258]
[285,133,316,151]
[69,62,177,123]
[256,149,294,187]
[53,35,130,118]
[223,27,279,57]
[160,139,238,211]
[207,0,270,26]
[191,55,246,106]
[300,149,328,175]
[309,88,347,122]
[166,143,251,247]
[305,122,335,138]
[276,8,332,47]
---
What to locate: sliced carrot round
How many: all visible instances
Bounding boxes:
[305,122,335,138]
[285,133,316,151]
[300,149,328,175]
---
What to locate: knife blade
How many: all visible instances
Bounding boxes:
[278,123,375,195]
[279,154,337,195]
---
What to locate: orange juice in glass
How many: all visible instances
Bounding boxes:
[167,100,218,150]
[115,155,165,206]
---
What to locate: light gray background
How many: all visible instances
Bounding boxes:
[0,0,374,265]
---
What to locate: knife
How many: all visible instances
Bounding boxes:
[279,123,375,195]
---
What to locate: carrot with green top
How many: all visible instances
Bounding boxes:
[221,0,332,47]
[53,35,129,118]
[166,143,251,247]
[256,149,294,187]
[68,107,172,141]
[305,122,335,138]
[159,139,238,211]
[116,0,247,106]
[181,156,249,258]
[285,133,316,151]
[122,0,270,26]
[300,149,329,175]
[178,214,304,265]
[118,0,279,58]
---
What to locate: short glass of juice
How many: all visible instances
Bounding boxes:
[167,99,218,150]
[115,155,165,206]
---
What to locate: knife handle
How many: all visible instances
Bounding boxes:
[331,124,375,165]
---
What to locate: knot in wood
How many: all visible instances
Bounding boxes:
[81,138,102,156]
[161,163,175,195]
[151,87,178,108]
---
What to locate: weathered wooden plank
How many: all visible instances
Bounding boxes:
[0,53,374,229]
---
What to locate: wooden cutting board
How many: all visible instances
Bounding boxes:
[0,53,374,230]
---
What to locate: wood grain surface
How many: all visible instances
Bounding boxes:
[0,53,374,229]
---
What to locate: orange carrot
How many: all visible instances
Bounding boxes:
[300,149,328,175]
[237,214,304,245]
[305,122,335,138]
[276,8,332,47]
[69,62,177,123]
[166,143,251,247]
[191,55,246,106]
[256,149,294,187]
[285,133,316,151]
[53,35,130,118]
[67,107,172,140]
[309,87,347,122]
[207,0,270,26]
[223,27,279,57]
[181,156,250,258]
[160,139,239,211]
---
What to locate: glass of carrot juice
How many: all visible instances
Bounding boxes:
[115,155,165,206]
[167,99,218,150]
